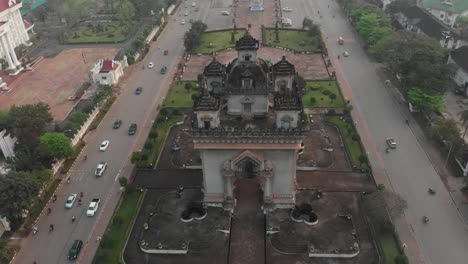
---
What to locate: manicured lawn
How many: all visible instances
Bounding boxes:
[324,116,368,170]
[162,81,198,108]
[302,80,345,108]
[191,30,246,54]
[137,114,184,168]
[63,22,130,44]
[263,29,322,52]
[93,191,143,264]
[380,233,400,264]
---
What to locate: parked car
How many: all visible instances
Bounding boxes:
[386,138,397,149]
[135,87,143,95]
[113,119,122,129]
[160,66,167,74]
[68,240,83,260]
[65,194,77,209]
[282,7,292,12]
[86,199,100,216]
[128,123,137,135]
[95,161,107,177]
[221,10,230,15]
[148,62,154,68]
[184,11,189,16]
[99,140,110,151]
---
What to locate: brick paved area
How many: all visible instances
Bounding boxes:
[0,48,119,120]
[182,47,328,80]
[234,0,279,40]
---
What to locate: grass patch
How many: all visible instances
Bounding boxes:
[136,113,184,168]
[93,191,144,264]
[263,29,322,52]
[380,233,400,264]
[324,116,368,170]
[302,80,345,108]
[162,81,198,108]
[24,179,61,228]
[63,21,130,44]
[191,29,246,54]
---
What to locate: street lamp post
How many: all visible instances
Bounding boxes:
[443,140,454,168]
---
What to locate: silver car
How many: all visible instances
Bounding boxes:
[65,194,77,208]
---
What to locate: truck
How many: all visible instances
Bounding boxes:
[86,199,100,216]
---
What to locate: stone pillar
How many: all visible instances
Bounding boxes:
[222,160,235,202]
[1,36,14,70]
[5,34,21,67]
[262,160,274,203]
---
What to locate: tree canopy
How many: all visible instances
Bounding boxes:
[184,21,207,51]
[407,87,445,112]
[117,0,136,24]
[5,103,53,150]
[40,132,74,159]
[364,188,407,231]
[0,171,40,222]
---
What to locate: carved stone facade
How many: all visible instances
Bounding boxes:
[192,33,305,211]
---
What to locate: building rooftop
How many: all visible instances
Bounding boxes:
[235,32,259,51]
[100,59,118,72]
[273,93,302,111]
[225,59,269,95]
[401,6,463,40]
[271,56,295,75]
[451,45,468,73]
[193,90,221,111]
[420,0,468,14]
[0,0,18,13]
[203,57,226,77]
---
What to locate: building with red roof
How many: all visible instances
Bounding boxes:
[91,58,125,85]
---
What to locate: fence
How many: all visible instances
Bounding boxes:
[70,105,100,146]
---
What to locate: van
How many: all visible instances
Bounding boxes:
[68,240,83,260]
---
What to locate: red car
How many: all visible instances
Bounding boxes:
[163,50,169,55]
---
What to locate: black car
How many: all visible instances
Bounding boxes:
[128,123,137,135]
[135,87,143,95]
[68,240,83,260]
[113,119,122,129]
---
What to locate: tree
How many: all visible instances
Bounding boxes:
[395,254,409,264]
[430,117,463,147]
[6,148,45,172]
[364,189,407,231]
[455,16,468,28]
[407,87,445,112]
[358,155,368,165]
[5,103,53,150]
[458,110,468,139]
[31,169,53,187]
[40,132,74,159]
[117,0,136,24]
[0,110,8,130]
[369,31,455,94]
[184,21,207,51]
[119,176,128,187]
[0,171,40,223]
[329,93,337,103]
[65,111,88,132]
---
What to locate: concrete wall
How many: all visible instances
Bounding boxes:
[264,150,296,197]
[195,110,220,128]
[227,95,268,115]
[201,149,238,195]
[276,111,300,128]
[454,67,468,89]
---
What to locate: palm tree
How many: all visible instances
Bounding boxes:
[458,110,468,139]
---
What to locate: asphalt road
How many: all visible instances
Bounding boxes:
[12,5,205,264]
[280,0,468,263]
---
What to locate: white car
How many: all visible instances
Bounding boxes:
[99,140,110,151]
[343,51,349,57]
[191,2,196,7]
[65,194,77,209]
[282,7,292,12]
[95,161,107,177]
[86,199,100,217]
[221,11,230,15]
[148,62,154,69]
[181,19,185,25]
[386,138,397,149]
[184,11,189,16]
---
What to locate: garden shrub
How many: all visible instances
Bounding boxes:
[144,142,153,149]
[310,97,316,104]
[395,255,409,264]
[322,89,331,95]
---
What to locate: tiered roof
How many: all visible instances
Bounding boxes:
[273,93,302,111]
[203,58,226,76]
[271,56,295,75]
[193,89,221,111]
[235,32,259,51]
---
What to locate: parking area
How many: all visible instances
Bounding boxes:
[0,48,119,120]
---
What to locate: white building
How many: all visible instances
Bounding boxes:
[91,59,124,85]
[419,0,468,28]
[0,0,34,74]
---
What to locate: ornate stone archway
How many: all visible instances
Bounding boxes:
[222,151,274,208]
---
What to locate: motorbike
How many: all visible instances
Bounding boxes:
[72,216,76,223]
[49,224,54,232]
[32,226,38,235]
[423,216,429,223]
[52,194,57,202]
[428,188,436,195]
[47,208,52,215]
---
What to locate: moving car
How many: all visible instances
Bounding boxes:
[113,119,122,129]
[99,140,110,151]
[338,36,344,45]
[160,66,167,74]
[221,11,230,15]
[386,138,397,149]
[86,199,100,216]
[148,62,154,68]
[343,51,349,57]
[184,11,189,16]
[68,240,83,260]
[135,87,143,95]
[95,161,107,177]
[282,7,292,12]
[65,194,77,209]
[181,19,185,25]
[128,123,137,135]
[281,17,292,26]
[192,2,196,7]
